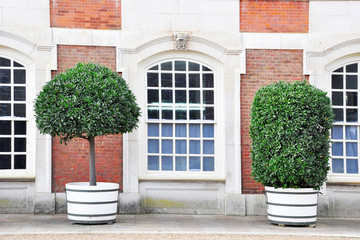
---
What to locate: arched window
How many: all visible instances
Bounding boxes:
[331,62,360,176]
[0,57,27,171]
[146,60,215,173]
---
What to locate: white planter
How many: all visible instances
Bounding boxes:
[265,186,318,226]
[66,182,119,224]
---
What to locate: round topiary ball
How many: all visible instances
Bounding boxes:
[250,81,334,190]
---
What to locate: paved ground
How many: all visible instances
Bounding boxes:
[0,214,359,239]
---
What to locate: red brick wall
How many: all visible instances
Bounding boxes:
[240,0,309,33]
[52,45,123,192]
[50,0,121,30]
[241,49,304,194]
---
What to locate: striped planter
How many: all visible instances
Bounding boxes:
[265,186,318,226]
[66,182,119,224]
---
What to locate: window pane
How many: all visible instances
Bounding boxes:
[332,75,343,89]
[203,90,214,104]
[0,155,11,169]
[176,140,187,154]
[161,73,172,87]
[189,140,200,154]
[147,73,158,87]
[189,74,200,88]
[14,155,26,169]
[346,142,357,157]
[148,139,159,153]
[175,156,187,171]
[14,104,26,117]
[14,87,26,101]
[161,62,172,70]
[162,109,173,120]
[162,156,173,171]
[189,124,200,137]
[175,124,186,137]
[189,62,200,71]
[332,142,343,156]
[0,57,10,67]
[161,90,173,103]
[148,109,159,119]
[175,108,187,120]
[332,92,343,106]
[0,103,11,117]
[175,74,186,87]
[175,61,186,71]
[189,90,200,104]
[346,109,357,122]
[204,107,214,120]
[346,75,357,89]
[203,74,214,88]
[203,140,214,154]
[346,159,358,174]
[148,123,159,137]
[148,156,159,170]
[0,121,11,135]
[0,138,11,152]
[189,157,200,171]
[162,140,173,154]
[346,126,357,140]
[202,66,211,71]
[149,65,158,70]
[148,90,159,104]
[175,90,186,103]
[0,69,10,84]
[162,124,173,137]
[14,61,24,67]
[0,86,11,101]
[203,124,214,138]
[14,70,26,84]
[346,92,357,106]
[14,138,26,152]
[203,157,214,171]
[334,67,343,73]
[346,63,358,73]
[332,158,344,173]
[189,110,201,120]
[333,109,343,122]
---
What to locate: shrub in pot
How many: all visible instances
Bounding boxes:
[250,81,334,226]
[34,63,140,224]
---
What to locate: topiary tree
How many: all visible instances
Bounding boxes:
[250,81,334,190]
[35,62,141,186]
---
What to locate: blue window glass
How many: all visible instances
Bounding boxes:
[346,126,357,140]
[203,124,214,138]
[175,124,186,137]
[332,126,343,139]
[346,159,359,174]
[176,140,187,154]
[148,156,159,170]
[203,140,214,154]
[346,142,358,157]
[148,139,159,153]
[332,142,343,156]
[162,140,173,154]
[162,124,173,137]
[162,156,173,171]
[176,156,187,171]
[148,124,159,137]
[332,159,344,173]
[189,157,200,171]
[189,140,200,154]
[189,124,200,137]
[203,157,214,171]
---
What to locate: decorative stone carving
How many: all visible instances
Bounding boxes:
[173,32,189,50]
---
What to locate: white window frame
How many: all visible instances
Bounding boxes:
[138,54,225,181]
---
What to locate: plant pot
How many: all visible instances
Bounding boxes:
[265,186,318,226]
[65,182,119,224]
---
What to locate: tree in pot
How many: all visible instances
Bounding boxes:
[34,62,141,224]
[250,81,334,226]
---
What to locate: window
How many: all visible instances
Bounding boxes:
[0,57,27,171]
[331,62,360,176]
[146,60,215,173]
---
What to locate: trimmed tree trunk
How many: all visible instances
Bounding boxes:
[89,136,96,186]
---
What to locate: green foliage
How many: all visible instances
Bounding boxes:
[250,81,334,190]
[35,62,141,144]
